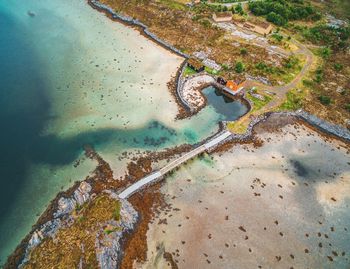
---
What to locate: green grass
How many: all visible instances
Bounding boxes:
[246,93,272,112]
[279,89,304,110]
[205,66,220,75]
[183,66,197,77]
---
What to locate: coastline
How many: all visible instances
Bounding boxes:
[4,1,349,268]
[87,0,189,59]
[5,110,349,268]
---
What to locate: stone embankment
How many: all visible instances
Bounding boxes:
[177,71,248,113]
[89,0,189,59]
[295,110,350,141]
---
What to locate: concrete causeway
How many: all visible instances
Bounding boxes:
[118,131,232,199]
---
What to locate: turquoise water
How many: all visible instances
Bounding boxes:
[0,0,248,264]
[202,86,249,121]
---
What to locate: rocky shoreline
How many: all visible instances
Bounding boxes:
[5,110,349,268]
[4,1,349,268]
[87,0,189,59]
[88,0,252,120]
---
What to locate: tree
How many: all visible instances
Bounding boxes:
[235,62,245,73]
[235,4,244,15]
[267,11,286,26]
[320,47,331,59]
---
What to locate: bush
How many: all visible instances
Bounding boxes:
[318,95,331,105]
[345,104,350,112]
[320,47,332,59]
[235,61,245,73]
[235,4,244,15]
[334,63,343,71]
[271,33,284,42]
[256,62,267,70]
[240,48,247,55]
[314,67,323,83]
[267,12,286,26]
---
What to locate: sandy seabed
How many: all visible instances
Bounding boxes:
[138,122,350,269]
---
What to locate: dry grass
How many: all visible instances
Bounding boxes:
[23,195,121,269]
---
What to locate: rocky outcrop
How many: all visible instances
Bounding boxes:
[19,182,93,267]
[96,192,138,269]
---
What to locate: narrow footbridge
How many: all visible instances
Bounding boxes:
[118,131,232,199]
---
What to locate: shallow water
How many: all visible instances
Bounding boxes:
[0,0,248,264]
[143,124,350,269]
[202,86,249,121]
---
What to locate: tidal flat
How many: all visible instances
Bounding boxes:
[141,119,350,269]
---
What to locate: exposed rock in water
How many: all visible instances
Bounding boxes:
[27,11,35,17]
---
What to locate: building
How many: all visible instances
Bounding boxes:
[233,19,273,35]
[212,12,233,23]
[226,80,244,93]
[187,58,205,72]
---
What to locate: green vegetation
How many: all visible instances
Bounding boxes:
[246,92,272,112]
[234,3,244,15]
[302,24,350,49]
[235,61,245,73]
[283,55,300,69]
[333,63,343,71]
[318,95,331,105]
[249,0,319,26]
[205,66,219,75]
[240,48,247,55]
[279,89,303,110]
[314,67,323,83]
[271,33,283,42]
[345,103,350,112]
[253,55,302,83]
[183,66,197,77]
[319,47,332,59]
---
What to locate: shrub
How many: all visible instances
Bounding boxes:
[235,4,244,15]
[345,104,350,112]
[320,47,332,59]
[240,48,247,55]
[318,95,331,105]
[256,62,267,70]
[314,67,323,83]
[334,63,343,71]
[271,33,284,42]
[235,61,245,73]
